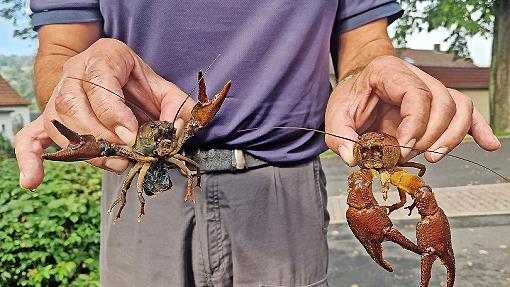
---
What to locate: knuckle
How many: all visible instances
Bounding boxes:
[54,89,80,116]
[62,56,79,71]
[370,55,396,67]
[443,97,457,118]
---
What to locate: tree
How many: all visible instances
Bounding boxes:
[0,0,36,40]
[394,0,510,132]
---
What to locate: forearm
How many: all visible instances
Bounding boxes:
[336,18,394,80]
[34,23,102,109]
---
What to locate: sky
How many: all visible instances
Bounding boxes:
[0,17,37,55]
[0,16,493,67]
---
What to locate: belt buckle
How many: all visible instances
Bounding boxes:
[232,149,247,172]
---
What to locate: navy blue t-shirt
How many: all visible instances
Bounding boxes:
[30,0,402,164]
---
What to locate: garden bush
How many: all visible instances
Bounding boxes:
[0,159,102,286]
[0,134,14,159]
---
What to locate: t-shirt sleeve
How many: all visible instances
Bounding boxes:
[29,0,102,30]
[336,0,403,33]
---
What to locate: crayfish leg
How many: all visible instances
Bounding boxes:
[167,157,196,203]
[135,163,152,222]
[108,162,143,223]
[174,154,202,188]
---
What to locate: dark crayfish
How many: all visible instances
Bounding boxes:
[42,71,231,222]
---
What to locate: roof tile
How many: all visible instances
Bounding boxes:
[0,74,30,106]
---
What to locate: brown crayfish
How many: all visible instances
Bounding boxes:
[42,71,231,222]
[347,132,455,287]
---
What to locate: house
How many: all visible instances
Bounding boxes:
[0,75,30,143]
[397,44,490,121]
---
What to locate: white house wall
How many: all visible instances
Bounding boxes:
[0,106,30,142]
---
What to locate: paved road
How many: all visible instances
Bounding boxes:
[322,137,510,286]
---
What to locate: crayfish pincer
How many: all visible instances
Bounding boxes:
[346,169,420,272]
[347,131,455,287]
[409,186,455,287]
[42,71,232,222]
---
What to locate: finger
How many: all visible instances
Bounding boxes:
[54,76,127,145]
[159,80,196,122]
[325,79,362,167]
[43,106,129,174]
[81,57,140,144]
[14,117,53,190]
[424,89,473,162]
[86,157,129,173]
[367,57,432,150]
[469,107,501,151]
[400,65,456,161]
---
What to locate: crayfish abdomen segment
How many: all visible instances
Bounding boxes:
[142,161,175,196]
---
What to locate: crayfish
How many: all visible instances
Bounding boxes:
[42,71,231,222]
[347,132,455,287]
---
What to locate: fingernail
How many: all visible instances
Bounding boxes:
[430,147,448,162]
[492,134,501,146]
[339,144,356,167]
[400,138,416,159]
[105,159,127,173]
[174,118,185,138]
[19,172,26,189]
[115,126,136,146]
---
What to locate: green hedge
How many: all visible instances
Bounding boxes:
[0,134,14,159]
[0,159,102,286]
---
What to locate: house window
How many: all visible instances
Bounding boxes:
[1,124,5,135]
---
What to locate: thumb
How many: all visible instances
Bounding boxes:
[325,85,360,167]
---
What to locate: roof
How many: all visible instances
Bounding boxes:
[418,66,490,89]
[397,48,478,68]
[0,74,30,106]
[396,47,490,89]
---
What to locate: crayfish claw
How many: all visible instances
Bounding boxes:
[42,120,105,161]
[191,75,231,127]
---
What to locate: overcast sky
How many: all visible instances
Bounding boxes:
[0,17,493,67]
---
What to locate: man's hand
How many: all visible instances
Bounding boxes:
[325,55,501,166]
[15,38,194,190]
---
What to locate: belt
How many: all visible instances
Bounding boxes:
[184,148,269,173]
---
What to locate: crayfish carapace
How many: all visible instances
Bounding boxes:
[42,71,231,222]
[348,132,455,287]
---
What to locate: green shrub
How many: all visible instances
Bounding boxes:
[0,159,102,286]
[0,134,14,159]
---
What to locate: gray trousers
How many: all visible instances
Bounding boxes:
[100,158,329,287]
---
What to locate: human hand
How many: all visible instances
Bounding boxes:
[15,38,194,189]
[325,55,500,166]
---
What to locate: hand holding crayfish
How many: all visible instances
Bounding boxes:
[325,55,501,166]
[15,39,197,190]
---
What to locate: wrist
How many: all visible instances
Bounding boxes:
[335,19,394,80]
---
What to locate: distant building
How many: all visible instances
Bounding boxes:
[397,44,490,121]
[0,75,30,143]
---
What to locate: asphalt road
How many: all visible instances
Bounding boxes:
[322,137,510,287]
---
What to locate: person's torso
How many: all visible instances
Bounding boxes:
[100,0,338,163]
